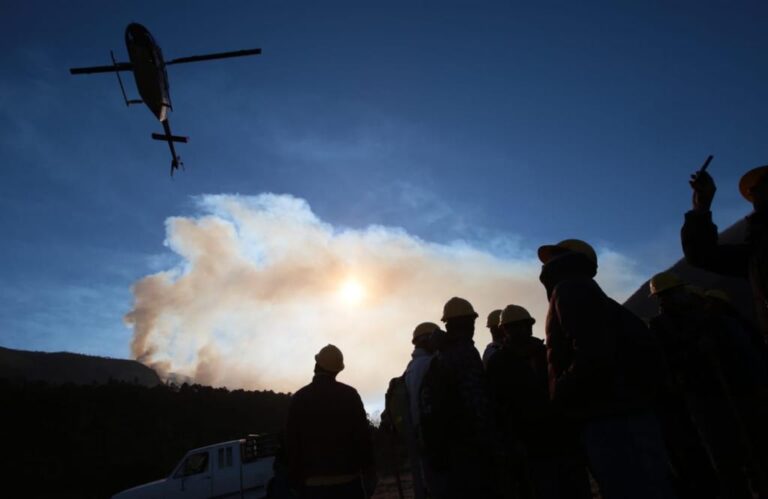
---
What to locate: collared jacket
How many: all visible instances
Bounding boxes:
[285,374,373,485]
[542,257,663,420]
[404,347,434,428]
[682,210,768,339]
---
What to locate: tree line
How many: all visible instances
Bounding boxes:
[1,378,292,498]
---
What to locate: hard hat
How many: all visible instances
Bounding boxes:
[486,309,502,327]
[685,285,706,298]
[739,165,768,202]
[648,271,685,296]
[413,322,439,341]
[315,344,344,373]
[538,239,597,266]
[705,289,732,304]
[499,304,536,327]
[441,297,479,322]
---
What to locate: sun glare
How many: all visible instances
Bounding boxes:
[339,278,365,306]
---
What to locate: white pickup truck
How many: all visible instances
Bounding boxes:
[112,434,278,499]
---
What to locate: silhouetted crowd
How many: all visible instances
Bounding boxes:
[280,164,768,499]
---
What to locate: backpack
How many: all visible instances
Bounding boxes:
[384,375,411,439]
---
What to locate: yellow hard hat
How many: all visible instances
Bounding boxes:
[538,239,597,266]
[648,271,685,296]
[413,322,439,341]
[705,289,732,304]
[315,344,344,373]
[739,165,768,202]
[499,304,536,327]
[486,309,502,327]
[441,297,479,322]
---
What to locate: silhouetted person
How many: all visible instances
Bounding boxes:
[648,273,721,499]
[706,288,768,374]
[538,239,675,499]
[285,344,375,498]
[651,275,765,499]
[405,323,440,433]
[483,309,503,368]
[704,288,768,497]
[487,304,591,499]
[419,297,500,499]
[382,322,439,499]
[683,164,768,342]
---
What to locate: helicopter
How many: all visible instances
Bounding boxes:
[69,23,261,175]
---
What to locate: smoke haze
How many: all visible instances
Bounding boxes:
[125,193,641,409]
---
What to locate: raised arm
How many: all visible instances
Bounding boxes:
[682,169,749,277]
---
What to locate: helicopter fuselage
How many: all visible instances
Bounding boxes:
[125,23,170,122]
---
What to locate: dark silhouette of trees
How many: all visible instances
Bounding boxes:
[0,378,291,498]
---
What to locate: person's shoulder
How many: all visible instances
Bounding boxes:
[553,277,600,298]
[486,346,506,363]
[333,380,362,398]
[486,346,512,368]
[291,382,314,399]
[528,336,545,350]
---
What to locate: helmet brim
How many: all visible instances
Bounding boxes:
[441,312,479,322]
[739,165,768,202]
[499,317,536,327]
[537,245,568,264]
[648,282,685,297]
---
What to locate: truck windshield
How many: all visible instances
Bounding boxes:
[175,451,209,477]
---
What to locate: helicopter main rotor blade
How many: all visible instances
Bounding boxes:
[69,62,133,75]
[166,48,262,66]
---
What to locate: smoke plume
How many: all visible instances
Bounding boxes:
[125,193,640,408]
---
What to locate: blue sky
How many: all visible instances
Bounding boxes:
[2,1,767,364]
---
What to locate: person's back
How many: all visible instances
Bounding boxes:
[418,297,500,499]
[487,337,548,446]
[288,375,371,478]
[647,282,721,499]
[285,345,374,498]
[404,325,438,429]
[648,289,736,401]
[486,306,549,453]
[399,322,440,499]
[433,331,493,452]
[538,239,675,499]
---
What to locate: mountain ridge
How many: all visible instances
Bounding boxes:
[0,345,162,386]
[623,217,755,323]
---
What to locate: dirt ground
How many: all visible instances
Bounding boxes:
[371,472,415,499]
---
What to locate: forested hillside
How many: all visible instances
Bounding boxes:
[1,380,291,498]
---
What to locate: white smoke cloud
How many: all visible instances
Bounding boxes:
[125,193,642,409]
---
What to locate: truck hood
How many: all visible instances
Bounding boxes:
[111,478,167,498]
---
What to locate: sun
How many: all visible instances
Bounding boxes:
[339,278,366,306]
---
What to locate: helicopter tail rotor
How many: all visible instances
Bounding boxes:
[170,157,183,177]
[156,119,187,177]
